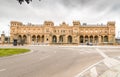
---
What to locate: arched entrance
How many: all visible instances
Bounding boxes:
[41,35,44,43]
[68,35,72,43]
[85,35,88,43]
[80,35,84,43]
[32,35,36,44]
[37,35,40,44]
[94,36,98,44]
[59,35,63,43]
[90,35,93,43]
[52,35,57,43]
[104,36,108,42]
[23,35,27,44]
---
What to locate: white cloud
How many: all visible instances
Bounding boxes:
[0,0,120,37]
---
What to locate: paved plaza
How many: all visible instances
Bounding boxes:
[0,45,120,77]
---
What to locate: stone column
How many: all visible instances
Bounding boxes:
[76,36,79,44]
[113,35,116,43]
[27,34,31,44]
[98,36,101,45]
[83,35,85,43]
[44,35,49,44]
[72,35,75,43]
[44,35,46,44]
[10,36,13,44]
[108,35,111,43]
[57,35,59,43]
[46,35,49,44]
[64,35,67,43]
[103,35,104,42]
[49,35,52,44]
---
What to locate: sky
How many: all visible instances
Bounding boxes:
[0,0,120,38]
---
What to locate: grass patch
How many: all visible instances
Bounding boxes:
[0,48,30,57]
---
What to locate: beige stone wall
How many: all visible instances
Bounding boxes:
[1,34,5,44]
[10,21,116,45]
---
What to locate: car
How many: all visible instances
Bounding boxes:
[89,42,93,46]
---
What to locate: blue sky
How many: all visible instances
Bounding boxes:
[0,0,120,38]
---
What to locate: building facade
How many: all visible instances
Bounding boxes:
[10,21,116,45]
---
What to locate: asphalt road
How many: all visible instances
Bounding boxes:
[0,46,120,77]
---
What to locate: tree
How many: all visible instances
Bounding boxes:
[17,0,41,4]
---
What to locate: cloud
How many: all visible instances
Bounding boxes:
[59,0,96,8]
[0,0,120,37]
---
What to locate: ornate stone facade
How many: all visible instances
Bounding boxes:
[10,21,115,45]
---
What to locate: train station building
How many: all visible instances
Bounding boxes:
[10,21,116,45]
